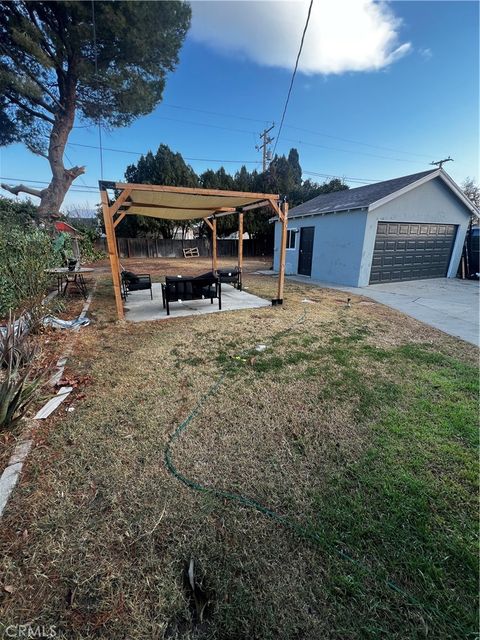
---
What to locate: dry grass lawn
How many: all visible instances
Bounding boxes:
[0,258,478,639]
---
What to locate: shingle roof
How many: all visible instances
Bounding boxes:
[288,169,438,218]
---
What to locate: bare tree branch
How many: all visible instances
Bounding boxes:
[1,182,44,198]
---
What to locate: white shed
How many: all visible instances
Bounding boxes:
[273,169,478,286]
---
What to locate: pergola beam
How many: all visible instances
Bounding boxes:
[113,210,127,228]
[240,199,271,212]
[104,181,277,200]
[110,187,132,217]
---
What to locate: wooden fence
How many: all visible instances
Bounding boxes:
[95,237,273,259]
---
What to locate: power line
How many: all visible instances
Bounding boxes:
[65,116,432,167]
[1,177,96,188]
[91,0,104,180]
[66,135,428,167]
[66,142,262,165]
[0,167,381,192]
[71,101,433,162]
[272,0,314,158]
[284,124,433,159]
[303,170,378,184]
[162,103,270,125]
[152,114,258,136]
[281,136,426,164]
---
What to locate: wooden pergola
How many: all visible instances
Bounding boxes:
[99,181,289,320]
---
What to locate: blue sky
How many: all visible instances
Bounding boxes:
[0,0,478,212]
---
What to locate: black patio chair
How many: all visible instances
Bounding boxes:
[216,267,242,290]
[121,270,153,300]
[161,274,221,316]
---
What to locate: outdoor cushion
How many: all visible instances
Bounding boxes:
[123,270,139,283]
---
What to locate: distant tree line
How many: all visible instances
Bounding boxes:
[118,145,348,241]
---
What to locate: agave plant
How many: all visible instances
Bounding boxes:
[0,313,43,430]
[0,361,42,429]
[0,312,36,369]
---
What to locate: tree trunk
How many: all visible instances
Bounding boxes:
[1,73,85,223]
[37,81,85,220]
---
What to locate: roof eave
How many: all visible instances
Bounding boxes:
[270,206,365,222]
[368,169,479,217]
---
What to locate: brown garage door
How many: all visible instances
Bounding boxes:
[369,222,457,284]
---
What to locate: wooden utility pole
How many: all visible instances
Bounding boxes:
[430,156,453,169]
[256,124,275,172]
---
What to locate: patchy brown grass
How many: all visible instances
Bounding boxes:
[88,255,272,280]
[0,259,477,639]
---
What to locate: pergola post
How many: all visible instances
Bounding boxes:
[276,200,289,304]
[238,212,244,274]
[212,217,218,272]
[101,189,125,320]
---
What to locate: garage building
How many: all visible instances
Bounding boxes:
[273,168,477,286]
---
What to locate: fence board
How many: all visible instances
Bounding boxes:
[95,237,273,259]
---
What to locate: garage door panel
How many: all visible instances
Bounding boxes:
[369,221,457,284]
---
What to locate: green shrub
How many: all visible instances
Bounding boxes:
[0,221,57,316]
[78,227,106,262]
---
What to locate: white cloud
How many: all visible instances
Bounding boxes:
[190,0,412,75]
[419,47,433,61]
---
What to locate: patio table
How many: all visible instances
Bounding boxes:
[45,267,95,299]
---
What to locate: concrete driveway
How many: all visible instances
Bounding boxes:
[289,276,479,345]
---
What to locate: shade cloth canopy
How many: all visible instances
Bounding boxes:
[101,181,276,220]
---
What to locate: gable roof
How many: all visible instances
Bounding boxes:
[287,169,479,219]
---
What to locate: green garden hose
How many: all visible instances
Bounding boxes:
[163,310,436,618]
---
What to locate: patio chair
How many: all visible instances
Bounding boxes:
[162,274,221,316]
[121,270,153,300]
[193,269,242,290]
[216,267,242,290]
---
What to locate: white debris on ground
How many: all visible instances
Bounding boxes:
[42,315,90,330]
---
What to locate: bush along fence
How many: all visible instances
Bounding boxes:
[94,237,274,259]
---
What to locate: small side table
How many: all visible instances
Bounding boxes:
[45,268,95,300]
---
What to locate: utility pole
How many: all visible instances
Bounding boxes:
[430,156,453,169]
[256,123,275,172]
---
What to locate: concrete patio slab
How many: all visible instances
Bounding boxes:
[286,275,479,346]
[125,283,270,322]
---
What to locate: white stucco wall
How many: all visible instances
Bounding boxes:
[358,177,471,286]
[273,209,368,286]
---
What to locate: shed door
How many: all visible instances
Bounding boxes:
[369,222,457,284]
[298,227,315,276]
